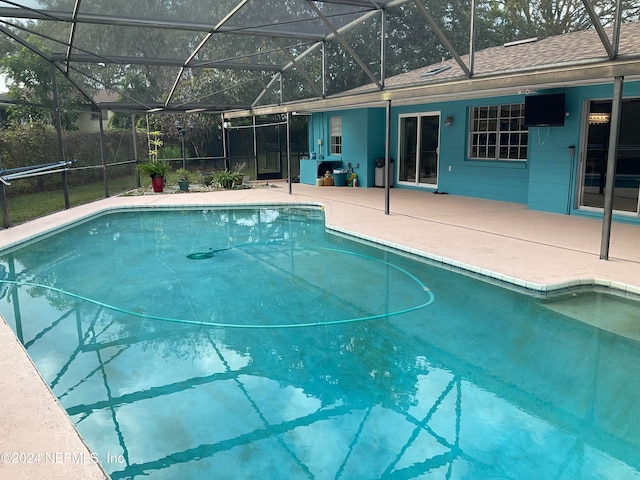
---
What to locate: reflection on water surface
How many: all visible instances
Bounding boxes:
[1,207,639,479]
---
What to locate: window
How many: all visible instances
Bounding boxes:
[469,104,528,160]
[91,111,108,121]
[329,116,342,155]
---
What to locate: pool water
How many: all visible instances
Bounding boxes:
[0,207,639,479]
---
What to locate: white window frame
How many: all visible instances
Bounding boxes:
[329,116,342,155]
[468,104,528,161]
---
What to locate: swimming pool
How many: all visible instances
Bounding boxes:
[0,206,639,479]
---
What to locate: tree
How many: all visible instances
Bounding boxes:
[0,27,15,61]
[0,36,80,129]
[483,0,640,43]
[1,0,639,115]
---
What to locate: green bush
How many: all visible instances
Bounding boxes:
[0,124,146,196]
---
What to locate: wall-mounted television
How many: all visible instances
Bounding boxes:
[524,93,566,127]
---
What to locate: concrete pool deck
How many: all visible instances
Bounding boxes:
[1,183,639,479]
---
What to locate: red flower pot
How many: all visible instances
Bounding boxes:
[151,175,164,193]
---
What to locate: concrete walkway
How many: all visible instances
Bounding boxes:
[293,185,640,293]
[0,183,638,479]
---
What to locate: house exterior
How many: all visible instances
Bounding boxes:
[75,90,118,133]
[304,23,640,224]
[76,108,111,133]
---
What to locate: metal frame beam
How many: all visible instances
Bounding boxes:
[599,76,624,260]
[63,0,81,74]
[50,61,70,209]
[165,0,251,107]
[49,53,283,71]
[582,0,621,60]
[250,2,391,107]
[0,7,328,41]
[228,54,640,118]
[0,24,52,62]
[278,46,324,98]
[412,0,471,78]
[307,0,383,90]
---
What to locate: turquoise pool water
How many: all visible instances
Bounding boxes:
[0,206,639,479]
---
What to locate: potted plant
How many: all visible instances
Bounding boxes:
[233,162,248,188]
[176,168,190,192]
[213,169,241,189]
[137,161,169,192]
[137,130,168,192]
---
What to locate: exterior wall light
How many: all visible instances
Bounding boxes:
[588,113,610,125]
[444,115,454,127]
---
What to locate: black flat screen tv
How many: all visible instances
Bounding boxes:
[524,93,566,127]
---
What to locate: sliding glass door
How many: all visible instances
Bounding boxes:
[579,99,640,216]
[398,113,440,187]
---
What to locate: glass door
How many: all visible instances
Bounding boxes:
[399,116,417,183]
[398,113,440,187]
[256,124,283,180]
[579,99,640,216]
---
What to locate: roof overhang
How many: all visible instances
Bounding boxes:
[224,54,640,118]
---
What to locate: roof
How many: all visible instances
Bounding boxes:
[233,22,640,117]
[379,22,640,90]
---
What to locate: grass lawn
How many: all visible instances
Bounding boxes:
[2,174,139,227]
[1,168,262,228]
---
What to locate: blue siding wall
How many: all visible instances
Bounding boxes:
[527,81,640,214]
[365,108,387,186]
[309,108,385,187]
[526,89,579,214]
[392,97,530,203]
[309,79,639,218]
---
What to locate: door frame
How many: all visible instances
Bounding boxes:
[577,97,640,217]
[397,111,441,189]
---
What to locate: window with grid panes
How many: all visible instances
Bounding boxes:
[469,104,528,160]
[330,116,342,155]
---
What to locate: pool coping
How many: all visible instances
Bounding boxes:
[0,316,110,480]
[326,224,640,299]
[2,199,639,298]
[0,201,322,251]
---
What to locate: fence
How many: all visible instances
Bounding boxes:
[0,119,308,228]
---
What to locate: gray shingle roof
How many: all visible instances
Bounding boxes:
[357,22,640,93]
